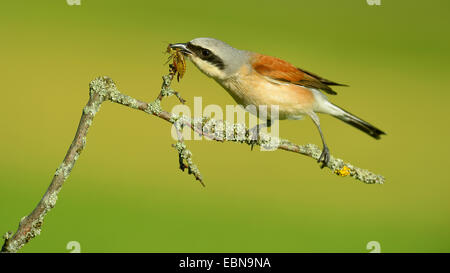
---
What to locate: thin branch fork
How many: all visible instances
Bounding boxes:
[1,72,385,253]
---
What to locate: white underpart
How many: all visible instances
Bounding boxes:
[310,88,344,116]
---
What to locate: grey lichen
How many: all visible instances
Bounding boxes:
[109,92,141,110]
[2,231,12,241]
[81,136,87,149]
[173,140,203,186]
[258,133,281,151]
[55,162,72,180]
[173,115,190,131]
[160,87,175,98]
[170,112,181,123]
[44,191,59,209]
[83,103,101,116]
[89,76,117,99]
[146,100,162,115]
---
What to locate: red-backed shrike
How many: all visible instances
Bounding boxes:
[169,38,385,167]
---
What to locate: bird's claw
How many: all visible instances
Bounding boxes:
[318,146,330,169]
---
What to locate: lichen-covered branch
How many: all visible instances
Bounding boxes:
[172,114,205,186]
[1,72,384,253]
[1,77,112,253]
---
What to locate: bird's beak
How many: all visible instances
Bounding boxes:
[169,43,192,55]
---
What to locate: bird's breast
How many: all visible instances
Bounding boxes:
[217,65,316,120]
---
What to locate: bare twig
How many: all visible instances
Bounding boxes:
[1,72,384,253]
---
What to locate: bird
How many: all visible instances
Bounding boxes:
[169,38,385,168]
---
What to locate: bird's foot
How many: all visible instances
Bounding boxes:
[318,146,330,169]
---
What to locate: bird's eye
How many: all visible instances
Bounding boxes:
[201,49,211,57]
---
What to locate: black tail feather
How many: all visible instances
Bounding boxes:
[333,108,386,139]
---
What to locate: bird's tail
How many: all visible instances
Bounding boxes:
[328,103,386,139]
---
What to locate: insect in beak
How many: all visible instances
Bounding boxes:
[166,44,188,81]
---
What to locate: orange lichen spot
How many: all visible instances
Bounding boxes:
[335,166,351,177]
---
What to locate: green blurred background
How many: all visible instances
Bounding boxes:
[1,0,449,253]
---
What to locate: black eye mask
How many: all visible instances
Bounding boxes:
[186,42,225,70]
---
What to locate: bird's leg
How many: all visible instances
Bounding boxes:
[249,119,272,150]
[309,112,330,168]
